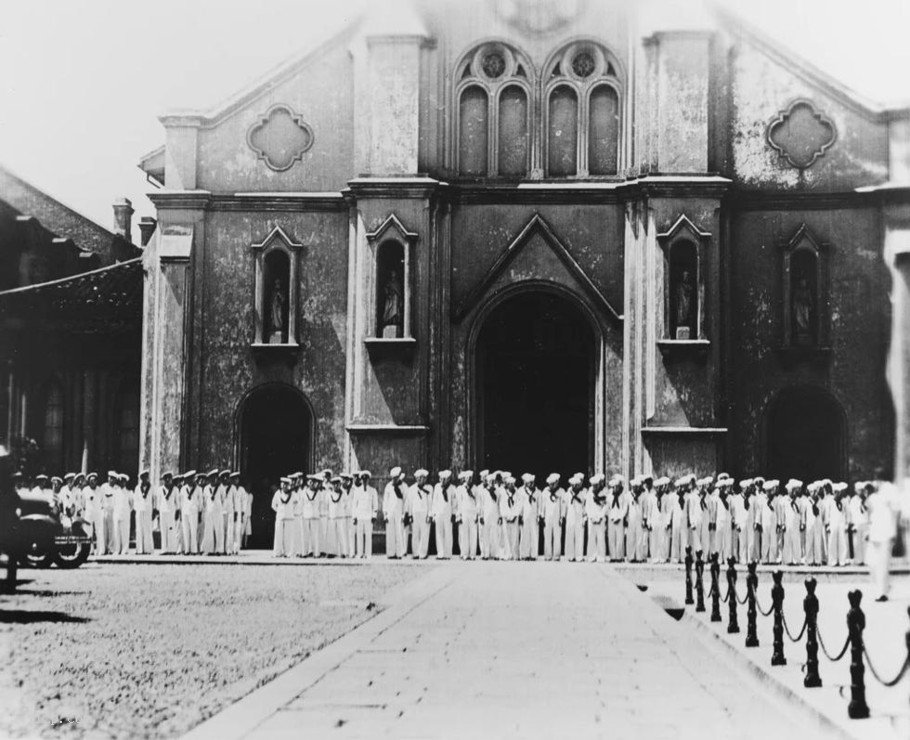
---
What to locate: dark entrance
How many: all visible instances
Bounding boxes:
[476,289,595,480]
[766,387,845,481]
[238,383,313,547]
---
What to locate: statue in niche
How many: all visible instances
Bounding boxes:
[792,276,815,344]
[380,268,403,338]
[674,269,695,340]
[269,278,286,343]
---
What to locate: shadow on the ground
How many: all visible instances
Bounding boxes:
[0,609,89,624]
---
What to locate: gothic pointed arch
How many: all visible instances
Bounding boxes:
[780,223,830,351]
[250,226,303,346]
[366,214,418,339]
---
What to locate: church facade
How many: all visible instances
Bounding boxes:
[138,0,910,534]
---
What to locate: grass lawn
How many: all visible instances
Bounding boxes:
[0,562,426,738]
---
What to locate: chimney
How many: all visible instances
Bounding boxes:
[138,216,157,247]
[112,198,134,243]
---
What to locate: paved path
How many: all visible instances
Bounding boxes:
[188,562,832,739]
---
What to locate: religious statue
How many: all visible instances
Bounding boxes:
[674,269,695,339]
[269,278,286,343]
[380,269,403,338]
[792,276,814,343]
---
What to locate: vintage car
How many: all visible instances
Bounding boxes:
[15,490,92,568]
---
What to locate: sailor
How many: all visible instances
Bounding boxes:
[242,477,254,548]
[665,479,685,563]
[217,470,233,555]
[382,467,407,559]
[847,481,870,565]
[301,474,322,556]
[109,473,131,554]
[229,472,245,555]
[627,478,646,562]
[563,474,587,563]
[200,469,224,555]
[432,470,455,559]
[541,473,564,561]
[407,469,432,559]
[518,473,540,560]
[825,482,849,566]
[714,478,732,563]
[639,476,659,563]
[584,474,607,563]
[866,474,901,601]
[498,474,521,560]
[352,471,378,559]
[157,471,179,554]
[271,477,295,557]
[178,472,198,554]
[58,473,76,517]
[758,480,778,564]
[288,473,304,557]
[479,471,501,560]
[318,470,332,554]
[607,476,627,561]
[82,472,99,547]
[48,476,64,516]
[773,480,791,564]
[456,471,479,559]
[70,472,86,519]
[779,479,801,565]
[696,477,713,560]
[679,475,701,557]
[650,477,669,562]
[340,473,355,557]
[326,476,348,557]
[31,473,49,498]
[134,470,154,554]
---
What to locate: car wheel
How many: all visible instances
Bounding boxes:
[54,542,91,569]
[21,538,54,569]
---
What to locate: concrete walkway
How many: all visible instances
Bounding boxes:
[185,562,834,740]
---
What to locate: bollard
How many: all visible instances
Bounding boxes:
[685,546,694,605]
[770,570,786,666]
[710,553,722,622]
[745,561,759,648]
[804,578,822,688]
[727,557,740,634]
[695,551,706,613]
[846,590,870,719]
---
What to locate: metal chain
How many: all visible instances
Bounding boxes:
[782,611,807,642]
[756,596,774,617]
[863,647,910,687]
[817,626,850,662]
[737,588,749,606]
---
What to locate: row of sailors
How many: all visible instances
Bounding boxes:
[369,469,887,564]
[13,469,253,556]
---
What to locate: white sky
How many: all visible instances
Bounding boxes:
[0,0,907,231]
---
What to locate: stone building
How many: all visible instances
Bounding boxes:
[137,0,909,541]
[0,165,145,475]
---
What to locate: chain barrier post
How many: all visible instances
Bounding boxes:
[695,550,706,613]
[804,578,822,688]
[685,546,694,605]
[710,553,722,622]
[745,561,759,647]
[847,590,870,719]
[771,570,786,666]
[727,557,740,634]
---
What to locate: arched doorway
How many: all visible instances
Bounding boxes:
[238,383,314,547]
[474,288,596,479]
[766,387,845,481]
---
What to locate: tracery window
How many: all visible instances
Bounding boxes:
[543,42,621,178]
[456,43,533,178]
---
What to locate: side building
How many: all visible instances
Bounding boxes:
[0,165,147,477]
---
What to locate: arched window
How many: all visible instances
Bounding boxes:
[455,42,533,178]
[43,379,64,469]
[669,241,698,340]
[781,224,829,351]
[376,241,405,338]
[543,42,622,178]
[250,226,302,347]
[116,382,140,475]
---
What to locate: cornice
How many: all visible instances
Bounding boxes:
[147,191,212,210]
[147,190,348,212]
[729,188,881,211]
[345,177,447,200]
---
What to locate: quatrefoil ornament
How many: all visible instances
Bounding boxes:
[247,105,314,172]
[766,100,836,170]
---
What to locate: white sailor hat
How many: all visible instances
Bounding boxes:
[414,468,429,478]
[653,476,669,487]
[438,469,452,480]
[853,480,865,493]
[50,476,62,484]
[119,473,130,482]
[697,476,714,487]
[73,472,85,481]
[64,472,76,481]
[568,473,583,486]
[207,468,219,477]
[359,470,372,479]
[479,469,490,479]
[752,476,766,486]
[459,470,473,480]
[521,473,535,484]
[832,481,848,493]
[280,476,291,484]
[340,472,354,481]
[546,473,560,485]
[321,469,333,479]
[231,471,240,479]
[107,470,117,477]
[785,478,803,492]
[184,470,196,478]
[140,469,150,478]
[504,474,517,485]
[762,479,779,492]
[610,474,626,485]
[389,466,402,478]
[739,478,753,490]
[807,481,820,493]
[86,471,98,480]
[716,472,731,481]
[589,473,605,485]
